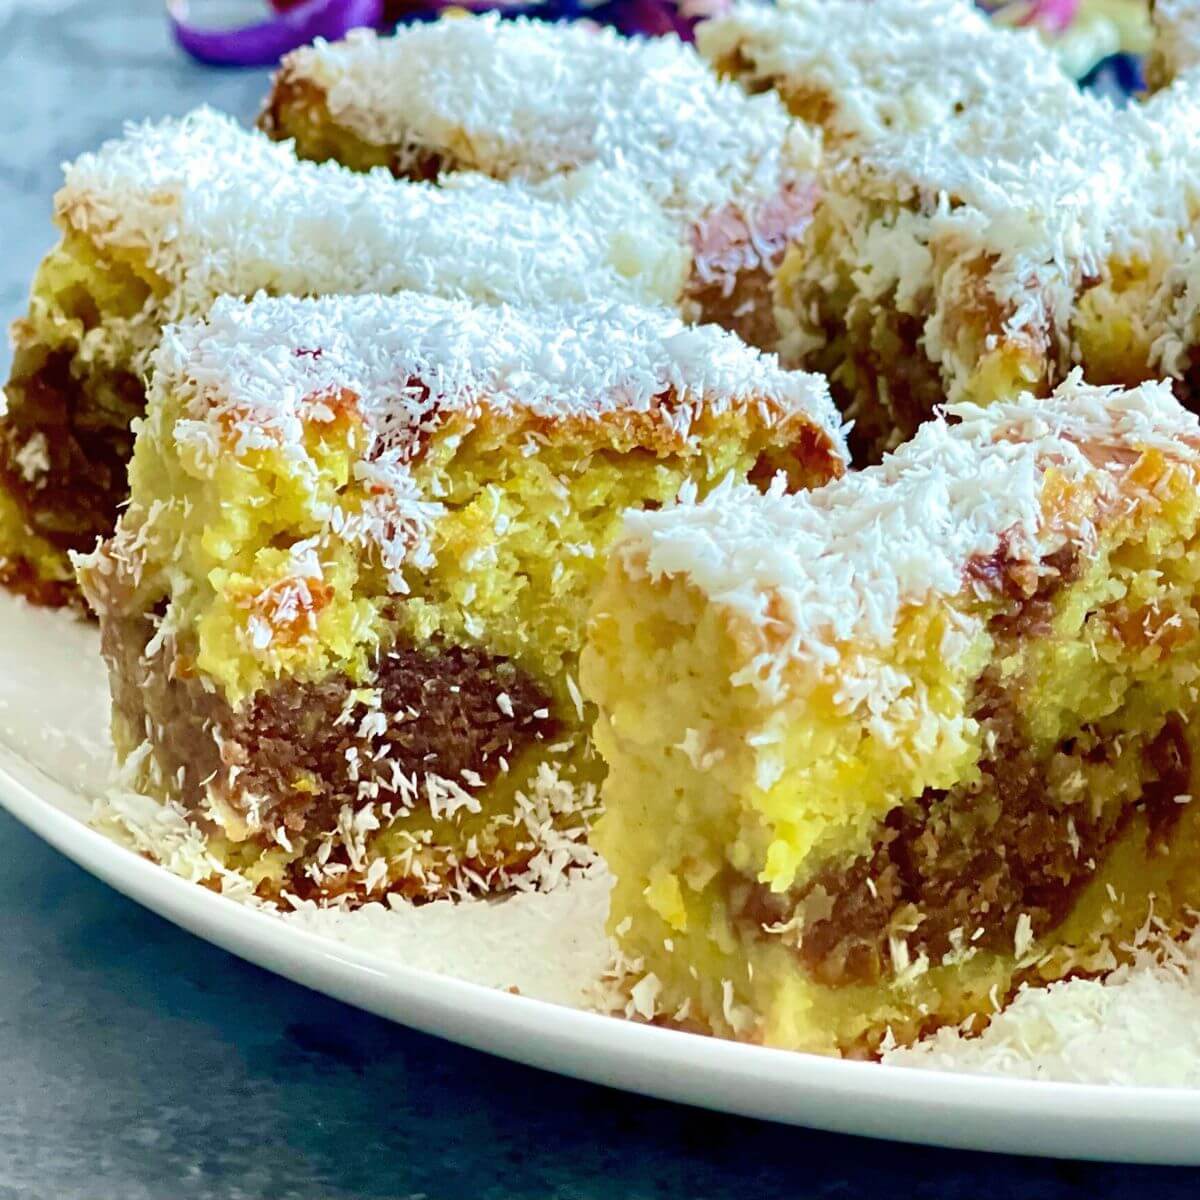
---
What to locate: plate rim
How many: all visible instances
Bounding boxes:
[3,747,1200,1165]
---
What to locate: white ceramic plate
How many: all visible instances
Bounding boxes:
[2,594,1200,1164]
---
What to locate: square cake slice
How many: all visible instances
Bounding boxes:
[77,291,846,906]
[698,0,1200,460]
[583,373,1200,1056]
[259,14,820,351]
[1,107,686,606]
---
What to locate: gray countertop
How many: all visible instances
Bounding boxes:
[0,2,1197,1195]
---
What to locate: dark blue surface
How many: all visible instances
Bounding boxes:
[1,2,1199,1194]
[4,807,1200,1198]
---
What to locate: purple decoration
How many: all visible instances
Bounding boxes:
[168,0,385,67]
[168,0,723,66]
[165,0,1140,102]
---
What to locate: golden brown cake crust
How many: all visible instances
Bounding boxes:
[259,70,451,180]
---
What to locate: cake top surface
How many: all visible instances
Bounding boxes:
[277,14,814,220]
[125,291,844,594]
[700,0,1200,295]
[152,289,846,470]
[618,373,1200,682]
[701,0,1076,147]
[56,107,687,326]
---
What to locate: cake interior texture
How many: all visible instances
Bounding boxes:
[583,379,1200,1055]
[1,232,155,604]
[80,294,844,904]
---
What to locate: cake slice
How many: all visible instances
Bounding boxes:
[77,292,846,906]
[698,0,1200,460]
[583,373,1200,1056]
[259,15,820,350]
[1,106,686,606]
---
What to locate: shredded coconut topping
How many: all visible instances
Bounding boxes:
[699,0,1200,383]
[700,0,1075,147]
[146,290,843,573]
[276,15,816,222]
[56,105,689,365]
[617,372,1200,695]
[156,290,841,447]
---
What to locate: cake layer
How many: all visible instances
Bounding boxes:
[1,107,687,604]
[699,0,1200,459]
[78,291,846,904]
[260,15,821,351]
[584,373,1200,1055]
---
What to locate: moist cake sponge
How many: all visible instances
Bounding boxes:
[699,0,1200,460]
[1,106,686,606]
[583,373,1200,1056]
[77,291,846,906]
[259,15,821,350]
